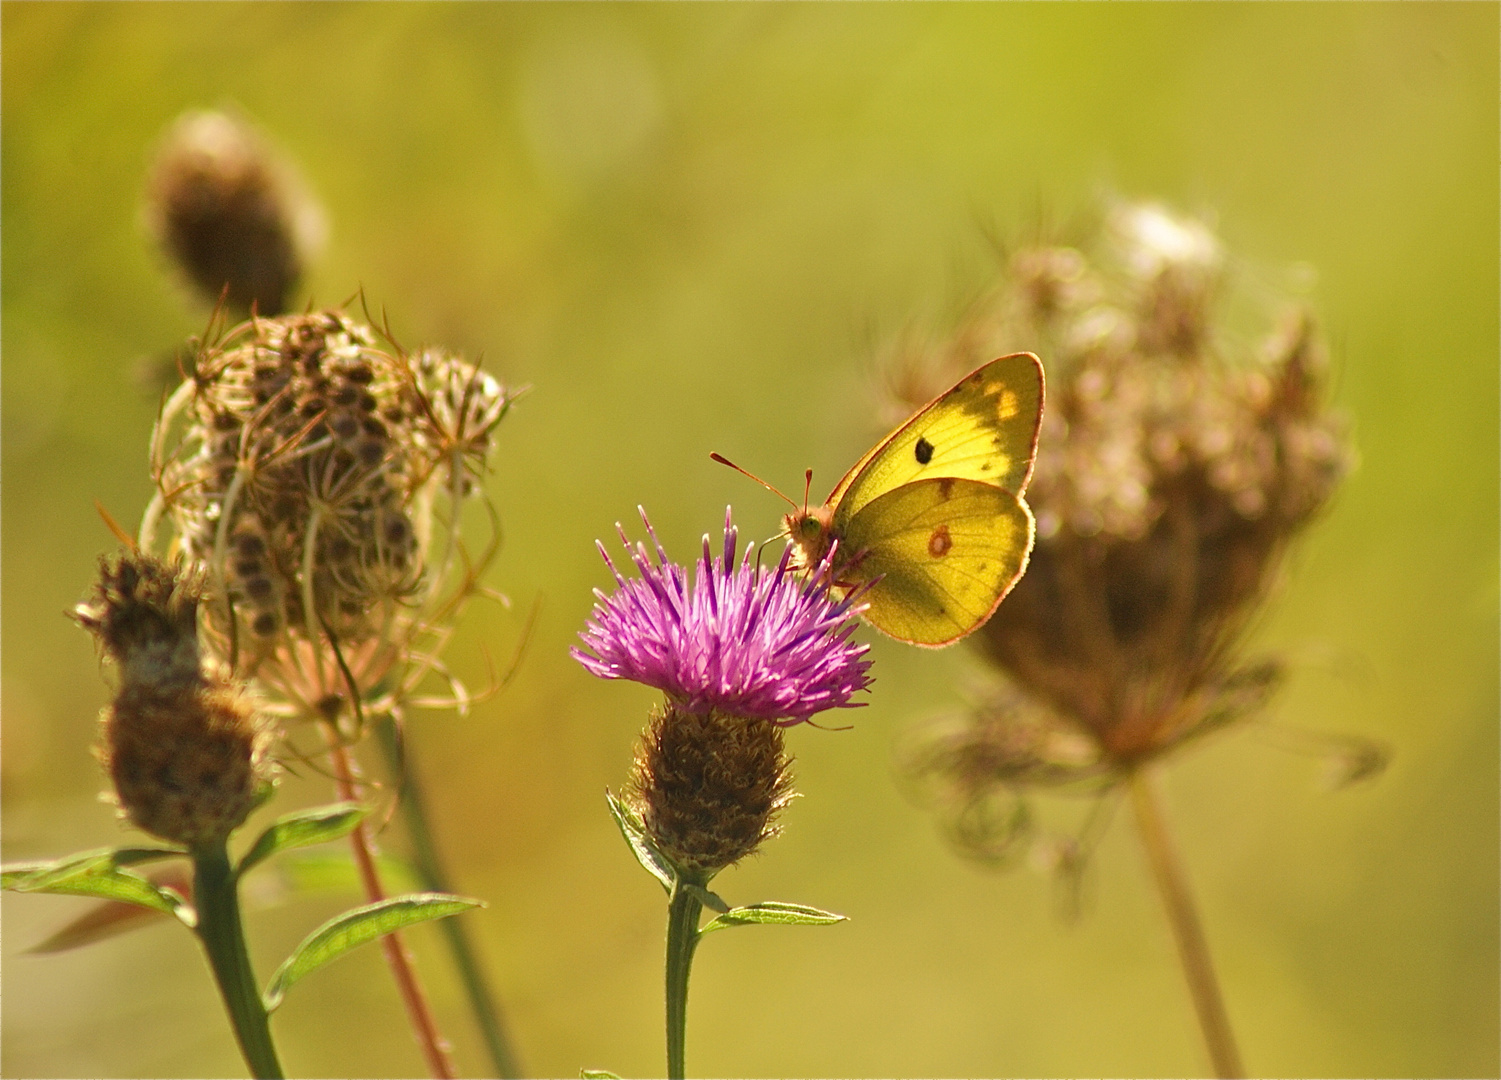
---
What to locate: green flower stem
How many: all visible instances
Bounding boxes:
[664,876,705,1080]
[192,841,285,1080]
[1128,766,1245,1080]
[375,716,523,1079]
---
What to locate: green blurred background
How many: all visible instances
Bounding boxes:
[3,4,1496,1077]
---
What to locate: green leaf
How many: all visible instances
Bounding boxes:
[3,850,188,919]
[605,790,673,893]
[580,1071,622,1079]
[2,861,53,888]
[237,801,367,877]
[699,901,848,936]
[109,847,188,867]
[684,883,729,913]
[263,892,480,1011]
[251,850,420,900]
[7,848,123,887]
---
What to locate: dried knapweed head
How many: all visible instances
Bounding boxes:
[72,549,204,690]
[146,109,323,316]
[145,309,515,715]
[626,704,795,877]
[74,551,274,849]
[890,201,1375,871]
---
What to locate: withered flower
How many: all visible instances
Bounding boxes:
[136,307,519,1078]
[892,202,1378,1079]
[143,308,514,727]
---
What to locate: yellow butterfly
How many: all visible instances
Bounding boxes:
[725,353,1044,648]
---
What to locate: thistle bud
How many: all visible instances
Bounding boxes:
[74,552,273,848]
[626,705,795,877]
[146,109,322,316]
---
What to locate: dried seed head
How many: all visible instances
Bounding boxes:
[978,307,1349,762]
[626,705,795,876]
[145,109,323,315]
[887,201,1353,775]
[75,552,275,848]
[153,311,511,657]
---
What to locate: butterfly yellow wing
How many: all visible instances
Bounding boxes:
[828,352,1043,533]
[838,477,1034,647]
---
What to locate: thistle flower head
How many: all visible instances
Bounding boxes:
[572,508,873,726]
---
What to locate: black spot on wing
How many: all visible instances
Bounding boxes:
[915,436,934,465]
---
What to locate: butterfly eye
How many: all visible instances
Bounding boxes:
[915,437,935,465]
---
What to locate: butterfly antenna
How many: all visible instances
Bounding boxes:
[709,452,798,511]
[802,468,814,514]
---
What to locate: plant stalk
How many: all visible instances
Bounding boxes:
[664,877,704,1080]
[1128,765,1245,1080]
[323,724,457,1079]
[375,715,523,1078]
[192,841,285,1080]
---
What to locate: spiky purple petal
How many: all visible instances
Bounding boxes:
[572,508,873,725]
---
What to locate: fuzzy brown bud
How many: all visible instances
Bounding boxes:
[74,552,273,848]
[627,706,795,876]
[100,678,269,849]
[146,109,321,316]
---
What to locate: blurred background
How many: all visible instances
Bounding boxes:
[2,4,1495,1077]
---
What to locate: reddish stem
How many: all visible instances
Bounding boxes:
[323,725,457,1080]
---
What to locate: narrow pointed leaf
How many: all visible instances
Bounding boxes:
[3,848,185,885]
[263,892,480,1011]
[238,801,367,877]
[7,848,125,888]
[581,1070,622,1079]
[8,862,185,917]
[243,850,420,908]
[24,864,193,954]
[112,847,188,867]
[699,901,848,936]
[605,790,673,893]
[2,861,53,889]
[684,883,729,913]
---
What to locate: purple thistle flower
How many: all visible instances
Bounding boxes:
[572,508,874,725]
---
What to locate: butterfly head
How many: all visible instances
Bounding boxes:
[783,502,835,572]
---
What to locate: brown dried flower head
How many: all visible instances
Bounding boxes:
[74,551,274,849]
[892,202,1362,866]
[146,309,513,689]
[146,109,323,316]
[627,705,796,878]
